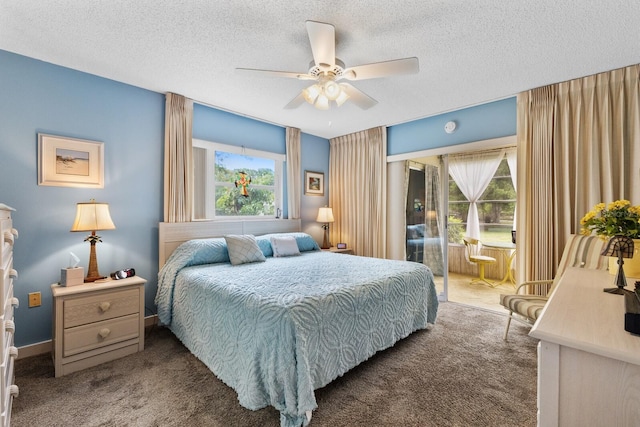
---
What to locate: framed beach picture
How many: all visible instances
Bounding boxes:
[304,170,324,196]
[38,133,104,188]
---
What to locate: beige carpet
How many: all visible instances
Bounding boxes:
[12,302,538,427]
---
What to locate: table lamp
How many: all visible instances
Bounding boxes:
[601,235,634,295]
[316,206,334,249]
[71,200,116,282]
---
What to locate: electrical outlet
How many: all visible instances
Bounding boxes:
[28,292,41,308]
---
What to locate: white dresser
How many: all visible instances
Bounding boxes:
[530,267,640,426]
[0,205,19,427]
[51,275,146,377]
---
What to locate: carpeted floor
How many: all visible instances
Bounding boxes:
[11,302,538,427]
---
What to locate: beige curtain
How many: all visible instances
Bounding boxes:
[517,64,640,283]
[285,127,301,219]
[163,93,194,223]
[329,127,387,258]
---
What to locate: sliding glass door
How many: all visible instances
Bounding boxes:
[405,156,448,301]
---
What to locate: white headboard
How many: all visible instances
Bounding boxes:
[158,219,301,268]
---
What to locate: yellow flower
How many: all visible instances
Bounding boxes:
[580,199,640,239]
[580,211,595,224]
[608,199,630,210]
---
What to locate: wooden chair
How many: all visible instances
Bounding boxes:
[500,234,609,340]
[463,237,497,287]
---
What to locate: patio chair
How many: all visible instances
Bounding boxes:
[463,237,497,287]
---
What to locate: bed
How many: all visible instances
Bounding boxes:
[155,220,438,427]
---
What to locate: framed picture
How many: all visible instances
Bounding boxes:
[304,170,324,196]
[38,133,104,188]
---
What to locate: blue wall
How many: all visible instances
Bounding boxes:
[0,48,515,347]
[300,133,330,241]
[0,50,164,346]
[388,97,517,155]
[0,50,330,347]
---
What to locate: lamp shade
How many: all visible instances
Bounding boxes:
[316,207,334,223]
[71,201,116,232]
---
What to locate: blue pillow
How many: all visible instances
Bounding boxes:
[257,232,320,254]
[255,235,274,257]
[171,237,230,267]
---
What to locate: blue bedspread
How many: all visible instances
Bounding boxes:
[156,238,438,426]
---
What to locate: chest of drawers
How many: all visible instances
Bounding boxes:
[0,205,19,427]
[51,276,146,377]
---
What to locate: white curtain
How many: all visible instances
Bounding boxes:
[285,127,301,219]
[449,150,505,239]
[163,93,194,223]
[329,127,387,258]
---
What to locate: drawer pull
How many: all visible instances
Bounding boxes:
[11,228,18,238]
[10,269,18,279]
[11,297,19,308]
[9,346,18,359]
[5,320,15,333]
[3,231,14,245]
[9,385,19,398]
[99,328,111,339]
[99,301,111,312]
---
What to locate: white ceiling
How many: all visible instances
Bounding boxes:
[1,1,639,139]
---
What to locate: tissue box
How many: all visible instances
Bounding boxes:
[61,267,84,287]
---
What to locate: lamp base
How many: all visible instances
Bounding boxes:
[85,238,105,283]
[604,287,626,295]
[321,226,331,250]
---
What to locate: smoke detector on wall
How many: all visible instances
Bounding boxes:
[444,121,457,133]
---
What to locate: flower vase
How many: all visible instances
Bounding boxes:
[608,239,640,279]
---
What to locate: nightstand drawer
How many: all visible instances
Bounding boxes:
[64,288,139,328]
[63,313,139,357]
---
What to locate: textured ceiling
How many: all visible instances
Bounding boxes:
[1,1,639,139]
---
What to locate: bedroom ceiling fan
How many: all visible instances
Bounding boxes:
[236,20,419,110]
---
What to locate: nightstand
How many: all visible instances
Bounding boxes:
[51,275,146,377]
[323,247,354,255]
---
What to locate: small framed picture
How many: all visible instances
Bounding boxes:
[304,170,324,196]
[38,133,104,188]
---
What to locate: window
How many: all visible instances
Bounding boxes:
[448,157,516,243]
[193,139,284,220]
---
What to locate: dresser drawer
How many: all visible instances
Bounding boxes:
[1,284,16,321]
[0,258,15,313]
[63,313,139,357]
[64,288,140,328]
[0,318,14,362]
[0,218,16,269]
[0,343,17,412]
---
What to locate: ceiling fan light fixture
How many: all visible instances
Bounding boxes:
[315,94,329,110]
[323,80,341,100]
[335,87,349,106]
[302,84,321,104]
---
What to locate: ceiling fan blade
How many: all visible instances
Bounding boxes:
[305,20,335,68]
[236,68,316,80]
[341,57,419,81]
[340,83,378,110]
[284,93,306,109]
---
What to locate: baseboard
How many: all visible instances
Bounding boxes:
[144,314,159,328]
[17,340,52,360]
[17,314,160,359]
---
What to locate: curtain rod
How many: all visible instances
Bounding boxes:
[449,145,516,159]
